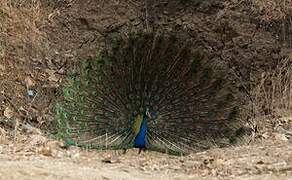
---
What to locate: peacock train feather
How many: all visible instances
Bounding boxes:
[54,32,242,155]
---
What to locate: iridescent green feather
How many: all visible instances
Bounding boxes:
[54,32,243,154]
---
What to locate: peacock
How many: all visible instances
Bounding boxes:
[54,32,242,155]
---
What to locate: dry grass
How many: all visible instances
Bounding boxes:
[0,0,48,61]
[251,58,292,118]
[245,1,292,126]
[0,0,51,135]
[252,0,292,20]
[248,0,292,47]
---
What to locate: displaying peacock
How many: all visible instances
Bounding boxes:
[55,32,242,155]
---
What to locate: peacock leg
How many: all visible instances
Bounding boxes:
[122,148,127,154]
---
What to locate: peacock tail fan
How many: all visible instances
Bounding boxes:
[54,32,244,155]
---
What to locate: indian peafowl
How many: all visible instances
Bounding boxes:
[55,32,242,155]
[133,107,151,153]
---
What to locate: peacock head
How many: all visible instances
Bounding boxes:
[132,107,152,135]
[143,107,151,119]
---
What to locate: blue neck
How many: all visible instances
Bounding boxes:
[134,117,147,148]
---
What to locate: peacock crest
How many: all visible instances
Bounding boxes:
[54,32,242,155]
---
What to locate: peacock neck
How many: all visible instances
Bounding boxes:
[133,115,148,148]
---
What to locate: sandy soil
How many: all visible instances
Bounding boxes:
[1,138,292,180]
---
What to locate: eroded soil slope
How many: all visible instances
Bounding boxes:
[0,0,290,128]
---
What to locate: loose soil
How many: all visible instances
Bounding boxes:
[1,139,292,180]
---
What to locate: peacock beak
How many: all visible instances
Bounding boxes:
[146,108,151,119]
[147,113,151,119]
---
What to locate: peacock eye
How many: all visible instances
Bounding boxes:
[129,94,135,100]
[139,107,144,113]
[142,92,147,97]
[167,105,172,110]
[126,103,131,109]
[135,84,140,90]
[135,100,141,106]
[152,85,158,91]
[154,95,160,101]
[164,81,170,87]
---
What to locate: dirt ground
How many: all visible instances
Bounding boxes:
[1,138,292,180]
[0,115,291,179]
[1,115,292,180]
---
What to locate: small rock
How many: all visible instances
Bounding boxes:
[261,132,270,139]
[45,69,60,82]
[213,158,225,167]
[132,20,140,26]
[24,76,35,87]
[0,64,5,71]
[150,164,159,171]
[183,160,196,168]
[29,134,47,146]
[48,73,60,82]
[0,127,6,136]
[274,126,287,134]
[102,156,120,164]
[46,140,64,149]
[256,160,265,165]
[3,106,14,119]
[176,19,183,25]
[38,146,53,156]
[163,10,169,15]
[273,133,288,141]
[63,146,81,158]
[22,123,42,134]
[129,15,136,21]
[211,169,217,176]
[271,53,279,60]
[203,158,214,165]
[57,68,65,75]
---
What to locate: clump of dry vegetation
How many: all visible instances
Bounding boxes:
[251,0,292,20]
[243,57,292,139]
[0,0,48,60]
[252,58,292,116]
[0,0,53,140]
